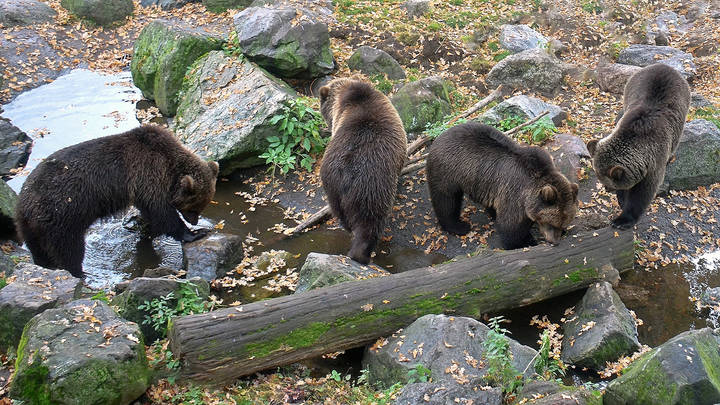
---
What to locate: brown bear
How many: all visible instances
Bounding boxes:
[319,78,407,264]
[587,63,690,229]
[15,125,219,278]
[426,122,578,249]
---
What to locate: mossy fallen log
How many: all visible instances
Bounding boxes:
[169,227,633,384]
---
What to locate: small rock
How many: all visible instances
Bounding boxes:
[130,19,224,116]
[295,252,389,293]
[0,264,81,353]
[0,0,57,27]
[486,48,566,97]
[664,119,720,191]
[184,232,245,281]
[60,0,134,26]
[10,299,150,404]
[0,180,18,237]
[645,11,689,45]
[142,266,181,278]
[347,46,406,80]
[395,382,503,405]
[617,45,696,80]
[561,281,640,370]
[400,0,430,18]
[545,133,592,184]
[0,117,33,180]
[391,76,453,134]
[516,380,600,405]
[203,0,251,12]
[139,0,199,9]
[233,6,334,79]
[499,24,548,53]
[604,328,720,405]
[595,63,641,95]
[480,94,567,127]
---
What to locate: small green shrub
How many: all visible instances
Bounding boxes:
[482,316,523,396]
[425,117,468,139]
[469,57,493,74]
[90,290,109,303]
[222,31,243,58]
[407,364,432,383]
[493,50,512,61]
[428,22,442,32]
[524,116,558,144]
[581,0,603,14]
[138,282,210,338]
[370,74,394,95]
[533,330,566,381]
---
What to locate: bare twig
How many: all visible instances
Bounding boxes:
[282,205,332,235]
[446,84,505,126]
[400,161,427,176]
[406,153,428,165]
[504,110,550,137]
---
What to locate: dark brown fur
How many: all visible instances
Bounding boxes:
[427,122,578,249]
[15,125,219,277]
[319,78,407,264]
[587,63,690,229]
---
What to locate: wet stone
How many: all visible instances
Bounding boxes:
[0,117,32,180]
[516,380,601,405]
[60,0,134,26]
[183,232,245,281]
[0,179,18,236]
[294,252,390,293]
[544,133,592,185]
[347,46,406,80]
[0,0,57,27]
[202,0,252,13]
[139,0,199,9]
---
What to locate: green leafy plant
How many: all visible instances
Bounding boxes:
[261,98,328,178]
[524,116,558,144]
[407,363,432,383]
[533,330,566,381]
[330,369,342,382]
[482,316,524,396]
[428,22,442,32]
[491,114,525,132]
[90,290,109,302]
[693,106,720,130]
[581,0,603,14]
[222,31,243,58]
[370,73,394,94]
[425,117,468,139]
[138,282,209,338]
[0,276,6,290]
[493,49,512,61]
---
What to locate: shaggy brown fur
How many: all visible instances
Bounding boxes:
[587,63,690,229]
[427,122,578,249]
[15,125,219,277]
[319,78,407,264]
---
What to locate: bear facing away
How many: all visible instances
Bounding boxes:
[587,63,690,229]
[319,78,407,264]
[426,122,578,249]
[15,125,219,278]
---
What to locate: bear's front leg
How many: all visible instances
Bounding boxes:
[612,173,659,230]
[138,201,210,242]
[496,217,535,250]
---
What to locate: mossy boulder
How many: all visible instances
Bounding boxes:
[173,50,296,174]
[663,119,720,191]
[486,48,567,97]
[203,0,251,13]
[60,0,133,26]
[130,19,223,116]
[232,6,334,79]
[0,264,81,354]
[391,76,453,134]
[347,46,405,80]
[0,179,18,236]
[480,94,567,127]
[10,299,150,404]
[183,232,245,281]
[604,328,720,405]
[295,252,390,293]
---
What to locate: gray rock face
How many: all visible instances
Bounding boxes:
[139,0,199,9]
[499,24,548,53]
[363,314,537,389]
[184,232,245,280]
[596,63,641,95]
[10,299,150,405]
[545,133,592,184]
[203,0,251,12]
[480,94,567,127]
[391,76,453,134]
[604,328,720,405]
[0,0,57,27]
[395,382,502,405]
[347,46,406,80]
[663,119,720,191]
[173,51,296,173]
[233,6,334,79]
[0,179,18,235]
[561,281,640,370]
[516,380,600,405]
[60,0,134,26]
[617,45,696,80]
[486,49,566,97]
[295,252,389,293]
[0,264,81,353]
[0,118,32,179]
[400,0,430,18]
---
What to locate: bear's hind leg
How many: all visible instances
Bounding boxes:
[430,187,471,235]
[347,223,379,264]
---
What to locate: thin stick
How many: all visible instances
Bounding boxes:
[446,84,505,126]
[504,110,550,137]
[400,161,427,176]
[406,153,428,165]
[282,205,331,235]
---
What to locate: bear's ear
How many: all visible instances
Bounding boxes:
[208,161,219,177]
[608,165,625,181]
[586,139,598,156]
[181,175,196,195]
[540,184,558,204]
[571,183,579,198]
[319,86,330,100]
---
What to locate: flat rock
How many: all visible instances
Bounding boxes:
[347,46,405,80]
[60,0,134,26]
[295,252,390,293]
[10,299,150,404]
[561,281,640,370]
[0,0,57,27]
[395,382,502,405]
[486,48,566,97]
[0,117,32,180]
[480,94,567,127]
[400,0,430,18]
[617,45,696,80]
[595,63,641,95]
[604,328,720,405]
[391,76,453,134]
[499,24,548,53]
[0,264,81,353]
[173,50,296,174]
[664,119,720,191]
[183,232,245,281]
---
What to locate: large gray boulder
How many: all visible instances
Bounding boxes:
[391,76,453,134]
[664,119,720,191]
[183,232,245,281]
[604,328,720,405]
[400,0,430,18]
[173,50,296,174]
[486,49,566,97]
[0,0,57,27]
[617,45,696,80]
[395,382,502,405]
[0,264,81,353]
[60,0,134,26]
[0,179,18,235]
[499,24,548,53]
[10,299,150,404]
[130,19,224,116]
[0,117,32,179]
[347,46,405,80]
[295,252,389,293]
[480,94,567,127]
[139,0,199,9]
[232,6,334,79]
[596,63,641,95]
[561,281,640,370]
[363,314,537,389]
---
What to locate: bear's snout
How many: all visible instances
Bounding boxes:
[181,211,199,225]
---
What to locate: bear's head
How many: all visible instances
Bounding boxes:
[319,78,357,129]
[173,160,219,225]
[525,174,579,245]
[587,138,641,192]
[319,77,378,132]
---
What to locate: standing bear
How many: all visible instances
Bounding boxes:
[587,63,690,229]
[426,122,578,249]
[15,125,219,278]
[319,78,407,264]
